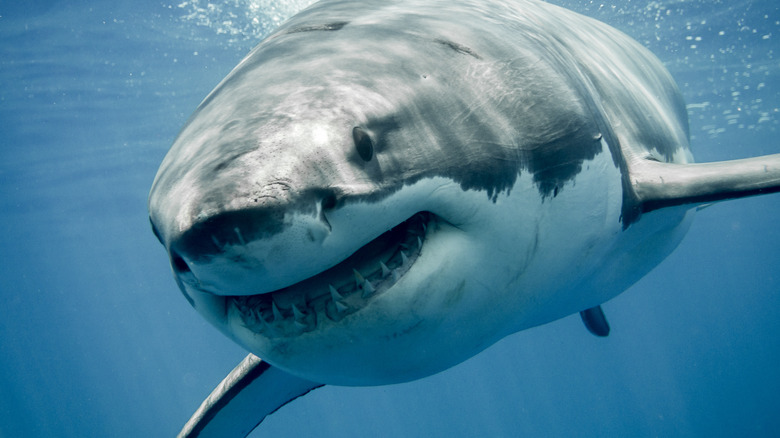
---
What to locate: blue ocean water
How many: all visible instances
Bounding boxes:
[1,0,778,436]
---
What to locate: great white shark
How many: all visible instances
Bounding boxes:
[147,0,780,436]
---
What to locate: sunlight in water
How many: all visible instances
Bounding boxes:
[176,0,318,41]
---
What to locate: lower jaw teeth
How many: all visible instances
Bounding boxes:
[232,212,433,336]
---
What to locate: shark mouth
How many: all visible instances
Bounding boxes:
[231,212,436,337]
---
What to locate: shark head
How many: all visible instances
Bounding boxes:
[149,0,699,385]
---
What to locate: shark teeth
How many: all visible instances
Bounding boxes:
[329,284,348,313]
[233,212,435,335]
[272,302,283,322]
[292,304,305,320]
[361,279,375,298]
[234,227,246,246]
[329,284,344,301]
[353,269,365,288]
[334,300,348,313]
[380,261,391,278]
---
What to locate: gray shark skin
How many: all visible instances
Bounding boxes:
[147,0,780,436]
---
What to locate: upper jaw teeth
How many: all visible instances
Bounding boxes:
[232,212,435,336]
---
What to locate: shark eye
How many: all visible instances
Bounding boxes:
[352,127,374,162]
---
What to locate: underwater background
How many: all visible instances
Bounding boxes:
[1,0,778,436]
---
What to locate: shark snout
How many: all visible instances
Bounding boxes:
[165,207,288,290]
[163,196,339,296]
[173,207,289,262]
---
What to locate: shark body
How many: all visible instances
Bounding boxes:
[146,0,780,435]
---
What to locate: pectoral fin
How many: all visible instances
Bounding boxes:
[179,354,323,438]
[631,153,780,213]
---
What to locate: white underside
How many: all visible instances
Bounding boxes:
[179,148,693,385]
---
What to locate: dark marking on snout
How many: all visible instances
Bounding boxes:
[173,207,286,262]
[434,39,482,59]
[170,188,339,262]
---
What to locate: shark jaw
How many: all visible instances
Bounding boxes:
[175,198,489,386]
[230,211,437,336]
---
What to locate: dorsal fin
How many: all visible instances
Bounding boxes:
[179,354,323,438]
[630,153,780,213]
[580,305,610,337]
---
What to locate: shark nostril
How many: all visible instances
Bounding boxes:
[171,252,191,274]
